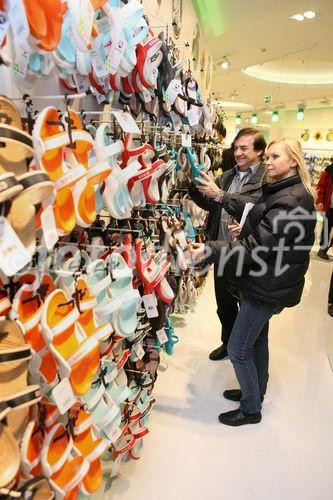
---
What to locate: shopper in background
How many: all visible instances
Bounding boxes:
[188,128,267,361]
[190,138,316,426]
[316,158,333,259]
[328,270,333,317]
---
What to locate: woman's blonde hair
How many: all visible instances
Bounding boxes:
[267,137,316,198]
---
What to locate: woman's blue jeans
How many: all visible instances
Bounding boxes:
[227,295,283,414]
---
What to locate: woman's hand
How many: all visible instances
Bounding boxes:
[189,242,206,260]
[228,220,242,239]
[194,172,221,199]
[316,202,324,212]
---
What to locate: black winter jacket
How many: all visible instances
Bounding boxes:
[205,175,316,307]
[188,163,266,240]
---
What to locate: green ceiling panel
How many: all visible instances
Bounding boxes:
[192,0,225,37]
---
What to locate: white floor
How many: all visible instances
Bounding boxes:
[98,253,333,500]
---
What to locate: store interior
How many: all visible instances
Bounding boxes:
[0,0,332,499]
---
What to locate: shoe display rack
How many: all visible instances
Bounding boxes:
[0,1,223,497]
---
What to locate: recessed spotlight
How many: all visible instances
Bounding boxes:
[271,111,279,122]
[303,10,316,19]
[221,57,231,70]
[290,13,304,21]
[250,112,258,124]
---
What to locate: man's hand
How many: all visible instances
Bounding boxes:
[228,220,242,240]
[317,202,324,212]
[189,242,206,261]
[194,172,221,199]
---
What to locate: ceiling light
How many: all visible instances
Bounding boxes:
[235,114,242,125]
[271,111,279,122]
[221,57,231,70]
[290,13,304,21]
[303,10,316,19]
[250,112,258,124]
[296,107,305,120]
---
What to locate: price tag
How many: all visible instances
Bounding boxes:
[13,46,30,80]
[169,111,182,132]
[110,456,121,478]
[7,0,29,45]
[109,35,126,75]
[165,79,181,105]
[181,133,192,147]
[73,67,89,93]
[132,341,145,360]
[142,89,152,103]
[0,10,9,46]
[52,378,77,415]
[0,216,31,276]
[186,106,199,126]
[112,268,132,280]
[41,204,58,251]
[113,111,141,134]
[91,50,108,79]
[104,420,122,443]
[142,293,158,318]
[156,328,168,345]
[97,93,106,104]
[103,76,111,94]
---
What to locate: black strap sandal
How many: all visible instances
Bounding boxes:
[0,385,41,421]
[0,476,54,500]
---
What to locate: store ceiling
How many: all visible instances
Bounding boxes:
[193,0,333,114]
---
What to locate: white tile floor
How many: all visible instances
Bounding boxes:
[98,253,333,500]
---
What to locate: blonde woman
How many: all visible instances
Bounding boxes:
[190,138,316,426]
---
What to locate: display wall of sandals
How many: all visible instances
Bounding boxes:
[0,0,217,135]
[0,1,224,495]
[0,84,226,498]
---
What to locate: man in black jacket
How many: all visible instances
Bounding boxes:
[189,128,267,360]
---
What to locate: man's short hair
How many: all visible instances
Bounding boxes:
[234,128,267,159]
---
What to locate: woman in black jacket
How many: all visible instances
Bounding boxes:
[190,138,316,426]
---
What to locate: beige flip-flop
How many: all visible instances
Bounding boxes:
[0,97,54,256]
[0,422,20,489]
[0,320,33,440]
[0,96,34,176]
[0,477,55,500]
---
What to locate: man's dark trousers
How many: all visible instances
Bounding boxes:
[213,264,239,345]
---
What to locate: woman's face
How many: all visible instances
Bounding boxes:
[265,143,297,181]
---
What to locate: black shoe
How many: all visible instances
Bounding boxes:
[317,249,329,260]
[218,408,262,426]
[209,344,228,361]
[223,389,264,403]
[328,303,333,317]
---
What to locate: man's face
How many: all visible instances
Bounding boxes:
[233,135,262,170]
